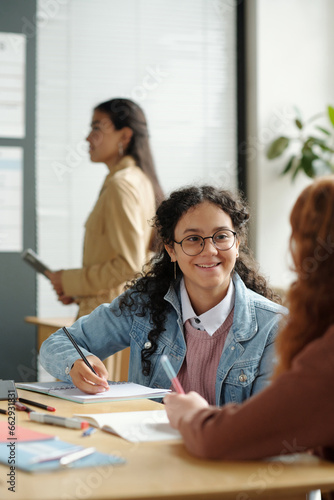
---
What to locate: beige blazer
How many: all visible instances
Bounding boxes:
[62,156,156,318]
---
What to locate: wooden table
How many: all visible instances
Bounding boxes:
[25,316,74,351]
[1,390,334,500]
[24,316,130,381]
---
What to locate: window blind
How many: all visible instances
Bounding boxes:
[36,0,237,316]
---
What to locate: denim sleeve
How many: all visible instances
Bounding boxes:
[250,317,280,396]
[39,298,133,382]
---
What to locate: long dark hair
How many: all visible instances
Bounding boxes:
[119,185,279,376]
[95,98,164,207]
[273,176,334,378]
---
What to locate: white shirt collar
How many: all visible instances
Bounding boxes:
[180,278,235,336]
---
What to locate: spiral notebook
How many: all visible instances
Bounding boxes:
[16,381,170,404]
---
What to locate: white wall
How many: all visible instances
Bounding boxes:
[248,0,334,289]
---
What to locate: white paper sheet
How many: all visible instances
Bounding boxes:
[0,33,26,138]
[0,147,23,251]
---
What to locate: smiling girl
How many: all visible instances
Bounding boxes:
[40,185,286,404]
[164,178,334,472]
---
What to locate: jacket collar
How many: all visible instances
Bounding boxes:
[164,280,182,318]
[231,272,258,342]
[164,272,259,343]
[100,156,137,194]
[105,155,136,177]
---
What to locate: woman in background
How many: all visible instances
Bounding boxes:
[164,176,334,466]
[47,98,163,318]
[40,185,285,405]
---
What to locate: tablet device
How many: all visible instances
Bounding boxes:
[22,248,51,278]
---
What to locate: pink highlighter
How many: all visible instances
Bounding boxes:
[161,355,185,394]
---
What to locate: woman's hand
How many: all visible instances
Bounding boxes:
[45,271,75,304]
[70,355,109,394]
[164,391,209,429]
[46,270,64,296]
[58,294,75,305]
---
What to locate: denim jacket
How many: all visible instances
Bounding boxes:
[40,273,286,406]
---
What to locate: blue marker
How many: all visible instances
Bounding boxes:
[82,426,97,437]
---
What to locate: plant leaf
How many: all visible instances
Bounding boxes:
[291,159,302,181]
[281,155,295,176]
[308,136,334,152]
[293,106,302,122]
[328,106,334,127]
[300,151,317,178]
[308,112,324,123]
[266,137,290,159]
[295,118,303,129]
[315,125,331,136]
[312,159,334,176]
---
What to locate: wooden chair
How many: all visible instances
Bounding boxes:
[103,348,130,381]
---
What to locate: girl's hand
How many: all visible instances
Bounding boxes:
[70,355,109,393]
[164,391,209,429]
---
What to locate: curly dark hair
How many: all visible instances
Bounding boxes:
[119,185,280,376]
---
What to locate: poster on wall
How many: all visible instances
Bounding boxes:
[0,32,26,138]
[0,147,23,252]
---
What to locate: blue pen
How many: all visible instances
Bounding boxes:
[161,355,185,394]
[82,426,97,437]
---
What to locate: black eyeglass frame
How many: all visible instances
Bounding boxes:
[173,229,237,256]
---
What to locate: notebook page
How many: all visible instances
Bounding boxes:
[74,410,181,442]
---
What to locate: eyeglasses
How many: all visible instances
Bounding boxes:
[174,229,237,256]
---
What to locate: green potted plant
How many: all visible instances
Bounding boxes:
[266,105,334,180]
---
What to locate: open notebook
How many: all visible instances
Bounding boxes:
[16,381,170,403]
[74,409,182,442]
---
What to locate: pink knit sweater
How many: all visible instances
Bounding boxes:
[178,308,234,405]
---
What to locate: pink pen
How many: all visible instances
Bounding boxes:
[161,355,185,394]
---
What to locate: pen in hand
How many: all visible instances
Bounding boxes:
[62,326,98,376]
[161,355,185,394]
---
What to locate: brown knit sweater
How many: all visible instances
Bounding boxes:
[178,309,234,405]
[177,325,334,464]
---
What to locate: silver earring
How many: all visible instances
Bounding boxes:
[118,142,124,156]
[174,261,177,280]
